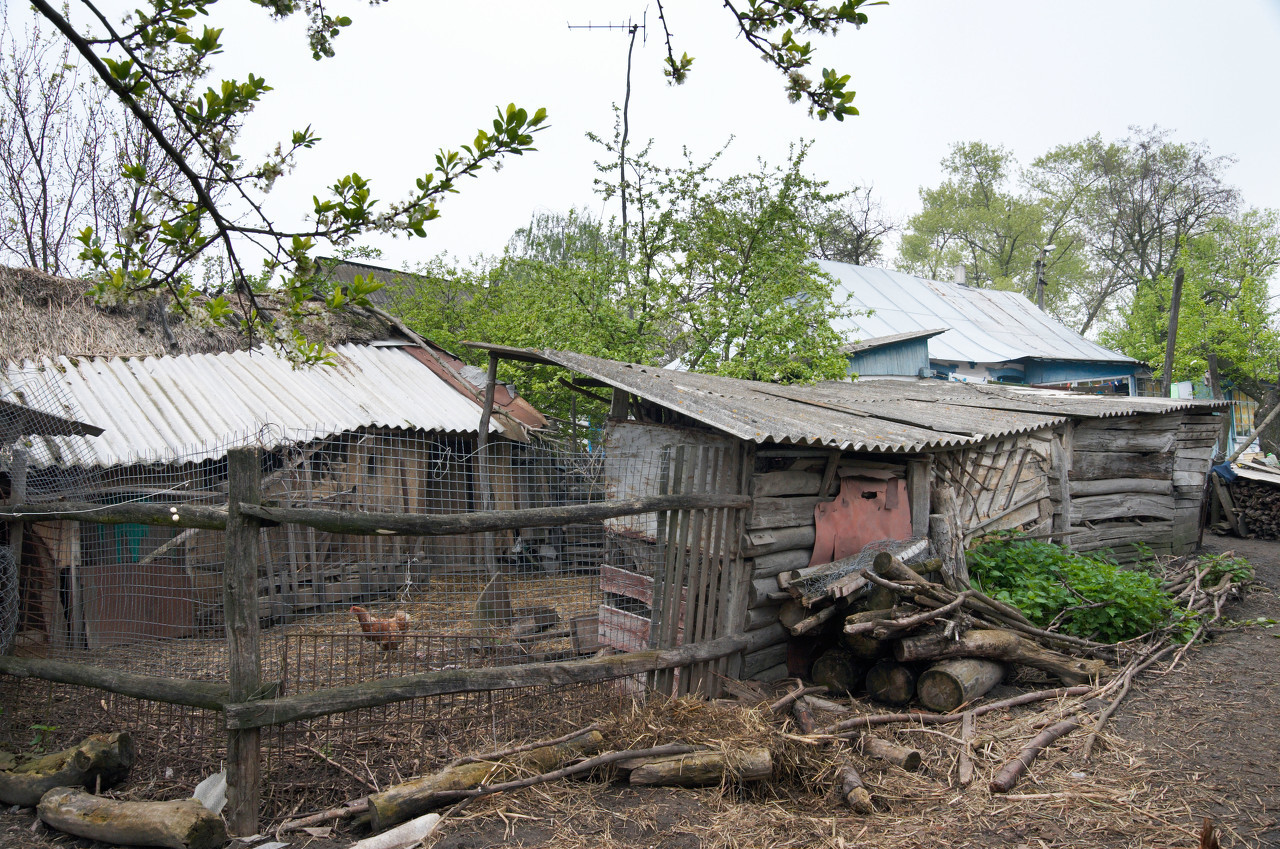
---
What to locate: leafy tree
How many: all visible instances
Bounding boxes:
[896,142,1089,320]
[806,185,896,266]
[15,0,880,361]
[898,130,1247,336]
[0,11,197,283]
[388,143,855,423]
[1028,127,1241,333]
[1101,210,1280,453]
[592,136,852,382]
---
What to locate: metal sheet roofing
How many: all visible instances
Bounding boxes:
[2,344,496,469]
[481,347,1225,454]
[821,262,1138,365]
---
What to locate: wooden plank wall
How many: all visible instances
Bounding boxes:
[1068,413,1219,561]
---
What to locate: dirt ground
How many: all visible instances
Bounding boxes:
[1,535,1276,849]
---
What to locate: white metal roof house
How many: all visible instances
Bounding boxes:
[823,262,1142,393]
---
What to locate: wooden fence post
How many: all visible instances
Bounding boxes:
[224,447,262,836]
[2,448,27,655]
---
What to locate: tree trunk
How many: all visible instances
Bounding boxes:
[0,732,134,807]
[37,788,226,849]
[915,658,1005,712]
[628,749,772,787]
[368,730,603,832]
[864,660,917,707]
[894,629,1108,685]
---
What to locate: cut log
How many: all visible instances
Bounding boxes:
[742,526,816,557]
[0,732,135,807]
[957,711,975,787]
[791,697,816,734]
[810,649,867,695]
[838,760,874,814]
[368,730,603,832]
[751,549,813,579]
[895,629,1107,686]
[864,660,917,707]
[861,735,922,772]
[915,659,1005,712]
[628,749,772,787]
[37,787,227,849]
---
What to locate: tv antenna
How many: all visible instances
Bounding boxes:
[568,11,647,282]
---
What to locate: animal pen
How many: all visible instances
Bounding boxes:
[0,405,761,834]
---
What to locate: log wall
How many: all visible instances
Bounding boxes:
[1068,413,1219,562]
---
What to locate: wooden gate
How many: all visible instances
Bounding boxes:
[650,438,751,697]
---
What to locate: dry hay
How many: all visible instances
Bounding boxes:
[416,691,1216,849]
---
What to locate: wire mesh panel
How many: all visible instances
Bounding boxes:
[0,397,707,813]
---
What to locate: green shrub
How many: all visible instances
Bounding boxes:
[966,536,1171,643]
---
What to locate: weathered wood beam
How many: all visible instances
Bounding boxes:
[0,655,230,710]
[239,494,750,538]
[225,632,752,730]
[0,501,228,529]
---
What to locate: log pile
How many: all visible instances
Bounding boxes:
[1224,473,1280,539]
[785,549,1114,713]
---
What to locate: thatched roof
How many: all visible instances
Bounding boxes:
[0,265,401,363]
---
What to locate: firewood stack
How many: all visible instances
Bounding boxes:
[778,544,1114,710]
[1227,477,1280,539]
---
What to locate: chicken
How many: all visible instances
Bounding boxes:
[350,605,411,651]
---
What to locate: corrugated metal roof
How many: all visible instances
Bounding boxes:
[822,262,1137,365]
[840,328,947,355]
[2,344,496,469]
[481,347,1226,454]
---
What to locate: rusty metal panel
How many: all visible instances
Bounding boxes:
[810,476,913,567]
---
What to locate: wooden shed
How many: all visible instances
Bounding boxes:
[468,346,1226,684]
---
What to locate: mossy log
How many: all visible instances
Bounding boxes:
[916,659,1005,712]
[894,629,1109,685]
[628,749,772,787]
[0,733,135,807]
[839,760,874,814]
[37,787,227,849]
[864,660,917,707]
[810,649,867,695]
[367,730,603,832]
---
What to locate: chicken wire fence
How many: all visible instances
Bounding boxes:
[1,411,682,805]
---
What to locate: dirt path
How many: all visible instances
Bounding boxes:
[1107,536,1280,848]
[1,537,1277,848]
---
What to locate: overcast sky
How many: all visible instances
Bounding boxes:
[125,1,1280,268]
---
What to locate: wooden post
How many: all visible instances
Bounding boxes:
[1161,267,1185,398]
[1206,353,1231,462]
[2,448,27,655]
[609,387,629,422]
[1050,424,1073,548]
[473,353,510,626]
[223,448,262,836]
[906,457,932,540]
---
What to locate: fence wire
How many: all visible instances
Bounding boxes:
[1,395,679,810]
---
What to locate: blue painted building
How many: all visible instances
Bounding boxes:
[827,262,1142,393]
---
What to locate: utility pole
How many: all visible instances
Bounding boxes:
[1035,244,1054,310]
